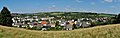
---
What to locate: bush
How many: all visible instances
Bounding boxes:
[31,26,42,30]
[55,26,64,30]
[47,25,64,31]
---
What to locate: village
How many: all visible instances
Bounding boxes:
[1,0,120,38]
[12,15,113,31]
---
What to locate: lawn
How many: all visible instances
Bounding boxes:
[0,24,120,38]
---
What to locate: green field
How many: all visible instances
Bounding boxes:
[0,24,120,38]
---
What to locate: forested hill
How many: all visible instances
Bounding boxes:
[12,12,117,18]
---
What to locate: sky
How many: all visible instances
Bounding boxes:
[0,0,120,14]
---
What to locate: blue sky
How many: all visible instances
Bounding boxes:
[0,0,120,14]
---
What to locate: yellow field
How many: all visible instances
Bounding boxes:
[0,24,120,38]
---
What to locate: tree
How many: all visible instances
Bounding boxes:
[0,7,13,26]
[114,14,120,23]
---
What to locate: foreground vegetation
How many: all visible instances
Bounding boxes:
[0,24,120,38]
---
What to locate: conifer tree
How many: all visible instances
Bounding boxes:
[0,7,13,26]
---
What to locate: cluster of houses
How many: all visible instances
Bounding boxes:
[12,16,111,30]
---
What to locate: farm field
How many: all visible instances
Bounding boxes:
[0,24,120,38]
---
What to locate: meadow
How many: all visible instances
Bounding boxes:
[0,24,120,38]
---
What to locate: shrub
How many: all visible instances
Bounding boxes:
[47,25,64,31]
[31,26,42,30]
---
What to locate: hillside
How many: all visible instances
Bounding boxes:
[12,12,116,18]
[0,24,120,38]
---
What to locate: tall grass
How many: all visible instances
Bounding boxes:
[0,24,120,38]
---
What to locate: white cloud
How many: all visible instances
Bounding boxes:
[114,0,118,2]
[91,2,96,5]
[52,5,56,7]
[75,0,84,3]
[101,0,120,3]
[118,0,120,2]
[48,5,57,11]
[110,6,116,8]
[104,0,113,2]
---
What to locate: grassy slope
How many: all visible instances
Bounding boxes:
[0,24,120,38]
